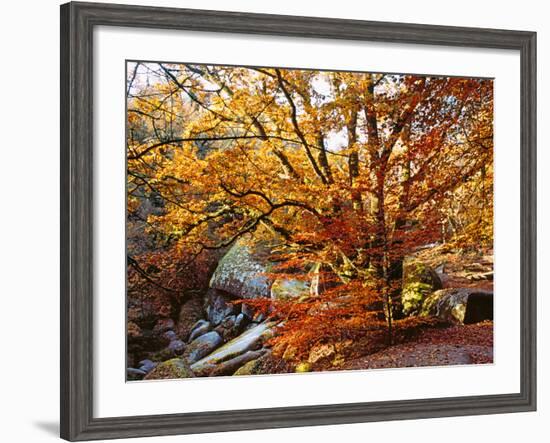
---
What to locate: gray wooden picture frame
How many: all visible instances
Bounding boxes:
[60,1,537,441]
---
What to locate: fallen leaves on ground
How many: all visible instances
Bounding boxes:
[337,321,493,370]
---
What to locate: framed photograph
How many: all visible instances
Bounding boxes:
[60,1,536,441]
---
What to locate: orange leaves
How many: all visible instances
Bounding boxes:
[126,62,494,365]
[232,280,389,363]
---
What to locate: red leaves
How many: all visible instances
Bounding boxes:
[126,64,494,371]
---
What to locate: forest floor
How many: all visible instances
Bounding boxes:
[338,321,493,370]
[328,247,495,371]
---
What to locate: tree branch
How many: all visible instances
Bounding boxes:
[275,69,328,184]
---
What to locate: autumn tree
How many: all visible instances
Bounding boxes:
[127,62,493,353]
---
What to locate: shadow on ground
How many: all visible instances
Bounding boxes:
[33,421,59,437]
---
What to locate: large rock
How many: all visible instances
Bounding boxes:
[421,288,493,324]
[401,260,443,316]
[184,331,223,364]
[190,322,275,373]
[144,358,195,380]
[209,235,276,299]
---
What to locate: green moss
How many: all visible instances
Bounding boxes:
[295,362,311,373]
[402,281,433,316]
[419,289,470,323]
[144,358,194,380]
[403,261,441,284]
[420,291,441,316]
[233,358,262,376]
[401,260,442,316]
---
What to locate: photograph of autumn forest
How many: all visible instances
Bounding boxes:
[126,61,494,381]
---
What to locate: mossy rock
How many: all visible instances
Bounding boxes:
[402,281,434,316]
[233,350,280,376]
[233,358,263,376]
[403,260,442,287]
[143,358,195,380]
[295,362,311,373]
[420,288,493,324]
[209,231,279,299]
[401,260,442,316]
[420,289,465,321]
[421,291,445,317]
